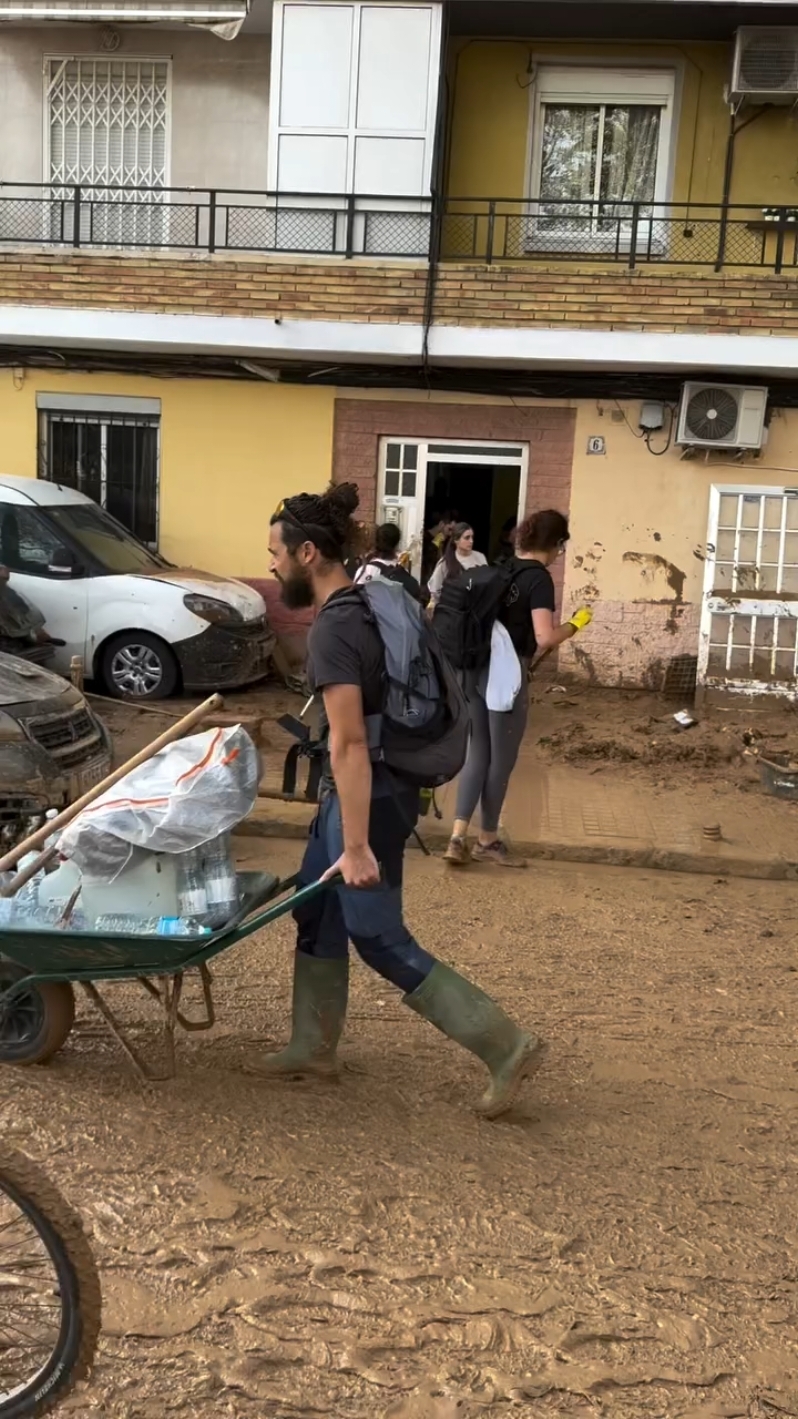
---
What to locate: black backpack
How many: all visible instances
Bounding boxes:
[432,563,517,672]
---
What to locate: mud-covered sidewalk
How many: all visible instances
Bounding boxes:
[95,681,798,878]
[10,841,798,1419]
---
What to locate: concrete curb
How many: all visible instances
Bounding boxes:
[233,815,798,883]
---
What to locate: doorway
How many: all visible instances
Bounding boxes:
[377,438,528,579]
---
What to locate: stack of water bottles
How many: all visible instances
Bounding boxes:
[4,829,240,939]
[94,834,240,938]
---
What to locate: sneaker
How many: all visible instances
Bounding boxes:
[443,835,470,866]
[471,839,527,869]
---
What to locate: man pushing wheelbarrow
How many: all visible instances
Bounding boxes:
[261,482,546,1119]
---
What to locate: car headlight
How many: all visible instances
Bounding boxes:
[183,594,243,627]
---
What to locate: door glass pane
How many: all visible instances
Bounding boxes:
[731,614,752,645]
[777,617,798,648]
[718,494,739,527]
[716,529,736,560]
[401,470,417,497]
[787,497,798,531]
[729,646,752,672]
[402,444,418,471]
[759,562,780,592]
[384,468,400,497]
[737,531,758,563]
[740,497,762,529]
[385,443,402,470]
[764,497,784,530]
[760,531,781,565]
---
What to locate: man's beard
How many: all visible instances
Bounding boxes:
[278,567,314,610]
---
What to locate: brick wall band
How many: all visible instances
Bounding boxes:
[0,250,797,336]
[331,399,577,601]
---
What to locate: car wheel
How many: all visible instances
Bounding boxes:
[101,632,179,701]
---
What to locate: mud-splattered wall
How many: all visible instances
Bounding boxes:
[560,401,798,690]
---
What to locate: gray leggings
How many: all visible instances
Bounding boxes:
[454,672,529,835]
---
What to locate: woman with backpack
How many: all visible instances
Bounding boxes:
[443,509,592,869]
[427,523,487,609]
[354,522,423,602]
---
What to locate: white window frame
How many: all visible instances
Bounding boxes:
[268,1,442,197]
[526,65,676,255]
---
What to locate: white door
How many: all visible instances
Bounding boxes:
[698,485,798,698]
[377,439,429,576]
[0,502,89,673]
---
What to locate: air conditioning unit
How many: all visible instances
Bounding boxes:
[677,383,768,451]
[731,28,798,103]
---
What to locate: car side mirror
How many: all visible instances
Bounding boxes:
[47,548,80,577]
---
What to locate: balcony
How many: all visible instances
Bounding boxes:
[2,184,798,359]
[2,185,798,274]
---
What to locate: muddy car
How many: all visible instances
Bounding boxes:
[0,653,111,848]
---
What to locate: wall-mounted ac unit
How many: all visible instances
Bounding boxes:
[677,383,768,451]
[731,28,798,103]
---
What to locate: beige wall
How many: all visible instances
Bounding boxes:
[447,38,798,210]
[0,27,270,190]
[0,366,334,576]
[560,400,798,686]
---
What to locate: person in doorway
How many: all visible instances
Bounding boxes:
[444,509,592,868]
[354,522,423,602]
[259,482,546,1117]
[495,516,518,566]
[427,523,487,609]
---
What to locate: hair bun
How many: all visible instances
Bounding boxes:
[328,481,360,519]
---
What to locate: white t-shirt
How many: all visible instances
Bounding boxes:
[428,549,487,605]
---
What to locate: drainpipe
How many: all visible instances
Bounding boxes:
[715,104,772,272]
[421,2,451,373]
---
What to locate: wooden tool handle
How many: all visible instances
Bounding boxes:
[0,692,223,879]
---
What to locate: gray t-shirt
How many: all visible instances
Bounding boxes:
[307,589,392,796]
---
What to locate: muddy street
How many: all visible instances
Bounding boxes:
[5,844,798,1419]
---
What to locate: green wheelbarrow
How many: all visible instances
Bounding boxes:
[0,871,331,1081]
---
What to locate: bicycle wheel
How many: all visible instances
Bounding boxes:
[0,1149,101,1418]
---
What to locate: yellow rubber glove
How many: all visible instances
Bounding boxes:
[569,607,593,633]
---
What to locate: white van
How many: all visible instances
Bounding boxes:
[0,477,274,700]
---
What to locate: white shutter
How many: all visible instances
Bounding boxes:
[47,58,169,243]
[269,1,442,204]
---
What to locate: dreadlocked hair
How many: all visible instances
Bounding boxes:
[271,482,362,563]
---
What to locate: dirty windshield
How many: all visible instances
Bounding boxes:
[46,504,169,574]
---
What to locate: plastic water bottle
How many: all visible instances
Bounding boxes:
[176,848,209,924]
[93,914,211,938]
[203,833,239,928]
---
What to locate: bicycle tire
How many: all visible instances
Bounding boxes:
[0,1148,101,1418]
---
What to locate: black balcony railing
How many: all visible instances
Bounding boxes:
[0,184,797,273]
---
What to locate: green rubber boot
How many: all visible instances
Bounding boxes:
[404,962,546,1119]
[254,952,349,1078]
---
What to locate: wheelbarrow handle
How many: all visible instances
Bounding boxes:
[226,872,342,939]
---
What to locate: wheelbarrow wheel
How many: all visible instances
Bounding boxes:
[0,963,75,1066]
